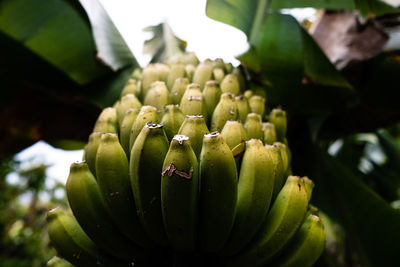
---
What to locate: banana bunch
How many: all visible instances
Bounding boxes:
[48,55,326,267]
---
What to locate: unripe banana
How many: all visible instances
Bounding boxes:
[220,74,240,95]
[161,135,199,252]
[115,93,142,126]
[84,132,102,177]
[198,132,238,253]
[193,60,213,90]
[179,83,207,119]
[66,162,146,260]
[220,120,247,150]
[202,80,222,124]
[225,62,233,73]
[143,81,171,115]
[129,105,160,152]
[178,115,209,159]
[119,108,140,156]
[253,86,268,99]
[93,107,118,134]
[47,208,102,266]
[167,62,186,90]
[185,64,196,82]
[248,95,266,117]
[244,113,264,140]
[235,95,250,123]
[269,214,326,267]
[96,133,154,248]
[232,67,246,92]
[244,90,253,99]
[229,176,311,267]
[120,78,140,99]
[155,63,170,83]
[269,108,287,141]
[210,92,237,132]
[141,64,159,100]
[131,68,142,80]
[263,122,278,145]
[212,58,226,70]
[47,256,74,267]
[274,142,290,179]
[170,77,189,105]
[219,139,275,256]
[265,144,285,201]
[130,123,169,246]
[161,104,185,141]
[212,67,225,83]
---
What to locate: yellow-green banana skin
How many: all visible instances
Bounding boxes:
[130,123,169,246]
[47,208,101,267]
[95,133,154,248]
[198,132,238,253]
[66,162,147,260]
[270,214,326,267]
[219,139,275,256]
[161,135,199,252]
[228,176,310,267]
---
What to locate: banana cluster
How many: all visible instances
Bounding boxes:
[47,56,326,267]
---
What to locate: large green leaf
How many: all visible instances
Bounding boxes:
[294,143,400,267]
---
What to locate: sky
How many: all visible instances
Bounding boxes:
[8,2,317,192]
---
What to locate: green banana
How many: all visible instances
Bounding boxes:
[160,104,185,141]
[84,132,102,177]
[66,162,146,260]
[155,63,170,83]
[115,93,142,126]
[202,80,222,123]
[248,95,266,117]
[235,95,250,123]
[265,144,285,201]
[263,122,278,145]
[130,123,169,246]
[210,92,237,132]
[274,142,291,179]
[232,67,246,92]
[220,120,247,150]
[179,83,207,119]
[193,60,213,90]
[178,115,209,159]
[229,176,312,267]
[167,62,185,90]
[212,67,225,83]
[220,74,240,95]
[244,113,264,140]
[269,108,287,142]
[119,108,140,156]
[92,107,118,134]
[219,139,275,256]
[129,105,160,152]
[95,133,154,248]
[198,132,238,253]
[170,77,189,105]
[46,256,74,267]
[120,78,140,99]
[143,81,171,115]
[244,90,253,99]
[185,64,196,82]
[161,135,199,252]
[47,208,103,266]
[269,214,326,267]
[141,64,160,99]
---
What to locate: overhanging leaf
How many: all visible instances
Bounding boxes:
[78,0,138,70]
[143,22,187,63]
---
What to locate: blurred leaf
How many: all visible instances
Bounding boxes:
[269,0,354,9]
[302,147,400,267]
[143,22,187,63]
[78,0,138,70]
[47,139,86,150]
